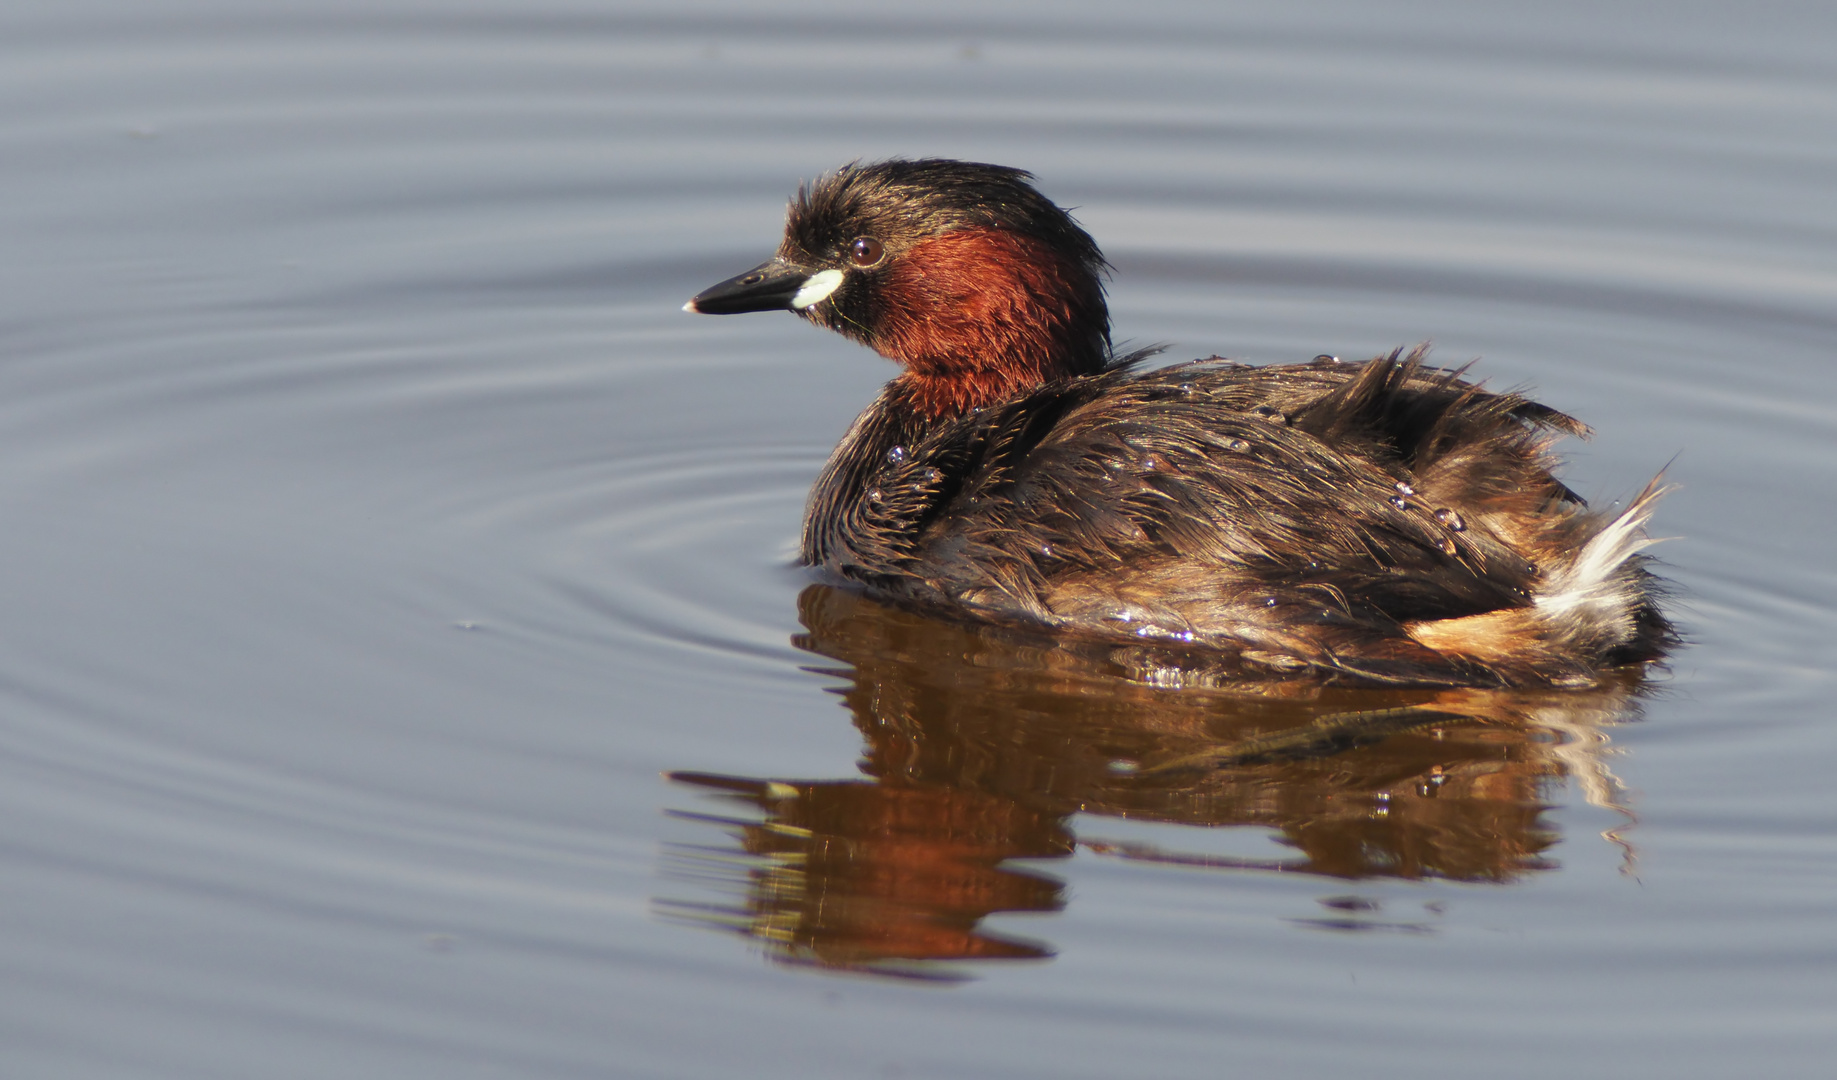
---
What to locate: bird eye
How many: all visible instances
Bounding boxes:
[849,237,885,267]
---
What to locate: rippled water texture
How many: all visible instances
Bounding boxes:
[3,2,1835,1077]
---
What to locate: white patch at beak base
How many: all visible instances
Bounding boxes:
[790,269,844,310]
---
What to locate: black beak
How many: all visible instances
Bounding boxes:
[683,259,835,315]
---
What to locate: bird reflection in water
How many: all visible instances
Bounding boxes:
[658,584,1654,980]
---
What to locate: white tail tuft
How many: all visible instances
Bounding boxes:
[1533,477,1670,651]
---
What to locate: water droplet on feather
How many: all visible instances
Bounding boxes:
[1434,508,1466,531]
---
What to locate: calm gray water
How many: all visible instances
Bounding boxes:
[3,1,1834,1076]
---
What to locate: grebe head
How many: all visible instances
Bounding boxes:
[685,159,1111,418]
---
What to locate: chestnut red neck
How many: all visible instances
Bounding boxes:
[871,228,1108,421]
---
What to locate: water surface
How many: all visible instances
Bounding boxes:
[2,2,1834,1077]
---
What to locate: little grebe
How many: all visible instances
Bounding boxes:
[685,159,1671,688]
